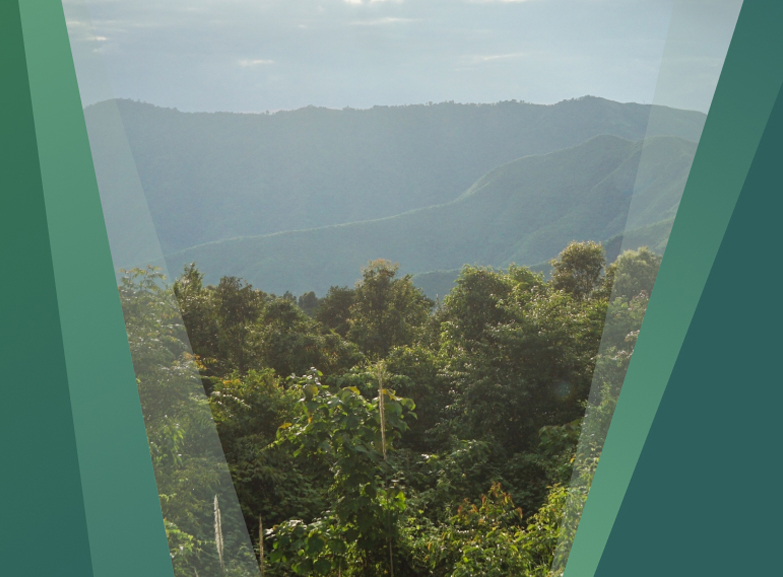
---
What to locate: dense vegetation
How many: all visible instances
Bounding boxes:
[120,242,661,577]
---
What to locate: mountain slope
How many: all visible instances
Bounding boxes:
[165,135,696,295]
[413,217,678,300]
[86,97,704,257]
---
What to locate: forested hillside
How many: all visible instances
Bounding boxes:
[105,94,696,576]
[86,97,704,257]
[123,241,661,577]
[165,135,694,295]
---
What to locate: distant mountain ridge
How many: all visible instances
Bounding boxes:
[86,97,705,258]
[164,135,696,296]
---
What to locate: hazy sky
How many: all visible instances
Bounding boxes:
[64,0,741,113]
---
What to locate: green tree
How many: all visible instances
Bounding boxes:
[298,291,321,317]
[347,260,433,358]
[214,276,267,374]
[160,249,651,577]
[441,265,604,455]
[384,346,451,453]
[209,369,332,566]
[403,483,568,577]
[315,286,355,338]
[439,265,516,352]
[551,241,606,300]
[269,370,414,576]
[256,297,363,378]
[603,246,662,300]
[173,263,220,360]
[120,268,255,577]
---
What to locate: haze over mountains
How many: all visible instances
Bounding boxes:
[86,96,704,296]
[167,135,695,295]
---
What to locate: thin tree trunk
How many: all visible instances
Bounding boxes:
[214,495,225,576]
[388,536,394,577]
[377,363,394,577]
[259,515,265,577]
[378,363,387,460]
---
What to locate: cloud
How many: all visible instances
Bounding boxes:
[65,19,89,29]
[472,52,528,62]
[467,0,538,3]
[349,17,417,26]
[66,20,110,43]
[239,59,275,67]
[344,0,404,5]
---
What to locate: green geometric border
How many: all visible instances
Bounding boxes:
[564,2,783,575]
[595,70,783,575]
[1,1,94,573]
[1,1,173,575]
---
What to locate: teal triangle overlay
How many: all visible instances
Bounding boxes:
[6,1,174,575]
[563,2,783,575]
[594,66,783,577]
[0,1,94,575]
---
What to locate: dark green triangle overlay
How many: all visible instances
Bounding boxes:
[1,1,173,576]
[564,2,783,575]
[595,76,783,576]
[0,2,94,574]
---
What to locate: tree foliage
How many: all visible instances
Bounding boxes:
[550,241,606,300]
[119,241,657,576]
[347,260,433,359]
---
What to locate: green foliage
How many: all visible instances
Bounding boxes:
[444,484,530,577]
[257,297,364,378]
[402,483,568,577]
[120,267,257,576]
[173,262,220,364]
[213,276,267,374]
[209,369,331,563]
[383,346,451,453]
[316,286,356,338]
[440,265,517,350]
[440,263,605,454]
[550,260,656,573]
[347,260,433,359]
[128,240,658,577]
[551,241,606,300]
[268,370,414,576]
[298,291,321,317]
[173,265,363,382]
[604,246,662,300]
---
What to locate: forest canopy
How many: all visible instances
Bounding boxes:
[120,242,660,577]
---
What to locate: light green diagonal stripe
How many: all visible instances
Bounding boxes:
[563,2,783,576]
[18,1,174,575]
[1,1,94,574]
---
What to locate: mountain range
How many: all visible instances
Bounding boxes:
[165,135,695,295]
[85,97,703,296]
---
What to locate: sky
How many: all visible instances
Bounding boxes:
[64,0,742,114]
